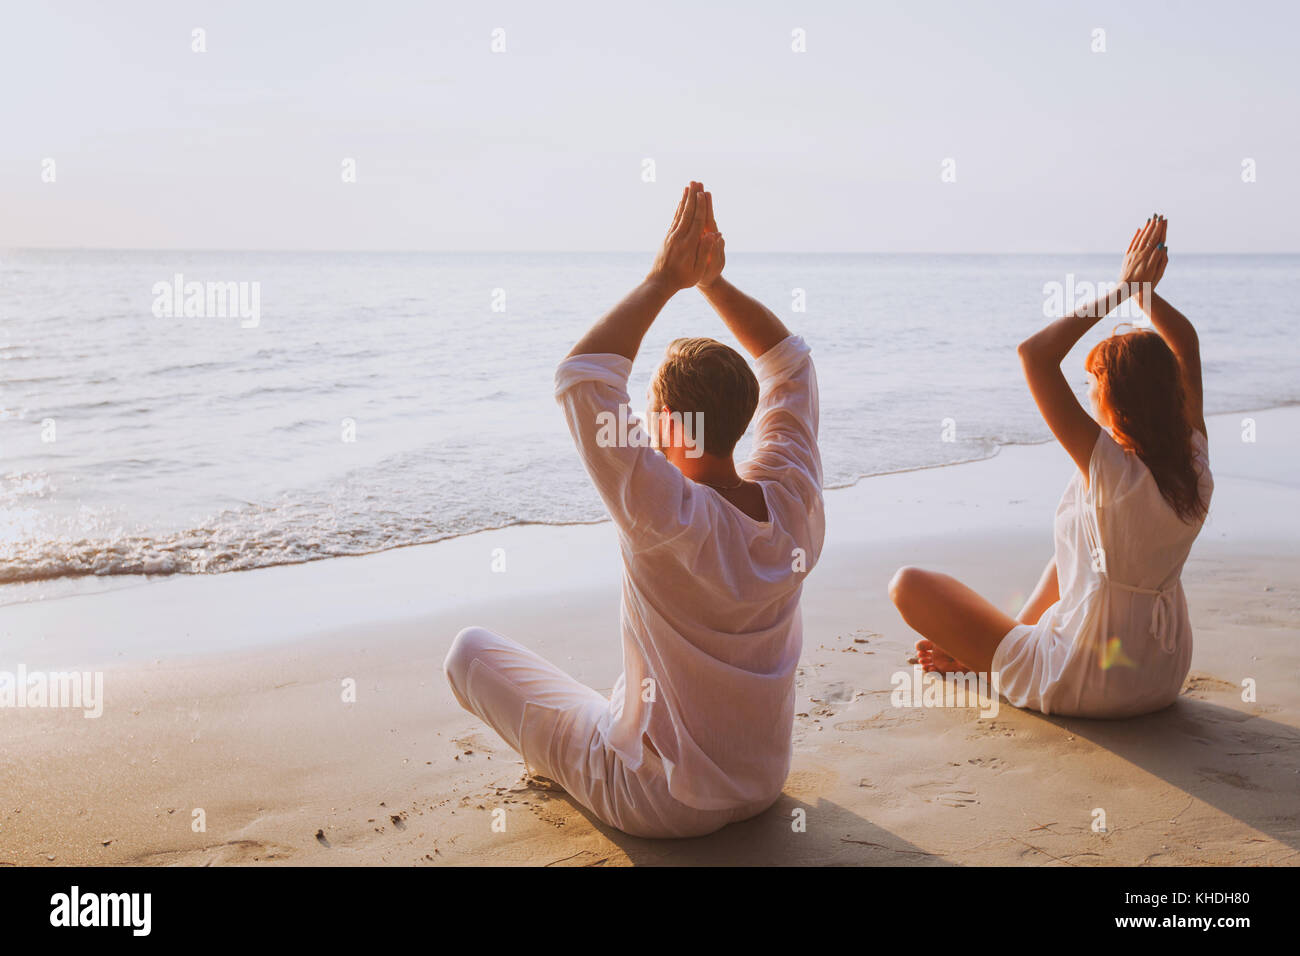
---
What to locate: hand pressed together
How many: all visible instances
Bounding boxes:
[648,181,725,292]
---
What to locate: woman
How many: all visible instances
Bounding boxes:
[889,215,1213,717]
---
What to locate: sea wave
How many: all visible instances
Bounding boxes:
[0,436,1016,585]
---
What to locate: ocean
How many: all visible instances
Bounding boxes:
[2,250,1296,601]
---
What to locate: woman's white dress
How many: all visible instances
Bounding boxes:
[993,428,1213,717]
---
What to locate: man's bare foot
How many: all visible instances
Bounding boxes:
[914,639,973,674]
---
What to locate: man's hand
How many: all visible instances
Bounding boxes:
[648,181,721,292]
[697,189,725,288]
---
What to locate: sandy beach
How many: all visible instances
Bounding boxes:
[2,406,1297,867]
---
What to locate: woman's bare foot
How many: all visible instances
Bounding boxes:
[914,639,974,674]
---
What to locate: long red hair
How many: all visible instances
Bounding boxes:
[1085,328,1207,523]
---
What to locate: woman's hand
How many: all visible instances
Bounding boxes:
[648,181,722,292]
[1119,214,1169,292]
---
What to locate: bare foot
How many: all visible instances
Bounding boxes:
[914,639,973,674]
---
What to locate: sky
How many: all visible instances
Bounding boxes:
[2,0,1296,252]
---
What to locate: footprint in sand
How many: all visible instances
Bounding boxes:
[832,710,923,732]
[805,680,862,719]
[966,720,1016,740]
[908,781,978,808]
[832,719,875,732]
[966,756,1008,773]
[1227,610,1290,628]
[815,681,857,704]
[134,839,298,866]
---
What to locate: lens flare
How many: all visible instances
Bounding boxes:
[1099,636,1137,671]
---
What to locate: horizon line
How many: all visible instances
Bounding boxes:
[4,246,1298,257]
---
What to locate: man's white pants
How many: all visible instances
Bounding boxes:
[443,626,772,839]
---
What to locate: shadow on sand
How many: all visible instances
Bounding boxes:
[553,791,949,866]
[1041,696,1300,852]
[541,693,1298,865]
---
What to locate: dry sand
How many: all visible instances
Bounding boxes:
[2,407,1297,866]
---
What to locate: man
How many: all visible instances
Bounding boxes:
[444,182,824,837]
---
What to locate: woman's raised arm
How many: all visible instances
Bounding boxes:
[1135,218,1206,436]
[1017,217,1166,478]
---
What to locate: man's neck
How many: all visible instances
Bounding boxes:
[670,450,742,487]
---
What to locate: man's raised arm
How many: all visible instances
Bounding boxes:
[698,277,791,358]
[693,192,791,358]
[567,184,720,361]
